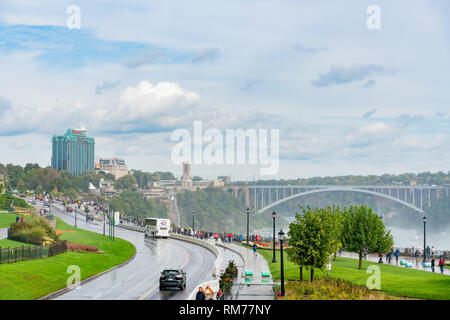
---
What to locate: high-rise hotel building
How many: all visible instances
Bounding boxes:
[51,128,95,176]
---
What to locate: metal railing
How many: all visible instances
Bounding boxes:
[0,241,67,264]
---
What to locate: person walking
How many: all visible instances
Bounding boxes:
[394,249,400,264]
[15,215,20,223]
[431,257,435,273]
[216,288,223,300]
[20,216,24,223]
[414,249,420,266]
[431,246,435,257]
[378,253,383,263]
[438,256,445,274]
[253,243,257,257]
[195,287,206,300]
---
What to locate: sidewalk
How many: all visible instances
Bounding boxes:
[339,251,450,276]
[220,243,274,300]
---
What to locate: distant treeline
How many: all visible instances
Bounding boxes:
[0,163,175,197]
[176,187,275,233]
[234,171,450,186]
[110,191,167,220]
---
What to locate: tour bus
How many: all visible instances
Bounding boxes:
[144,218,170,238]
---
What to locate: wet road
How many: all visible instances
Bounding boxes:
[42,202,216,300]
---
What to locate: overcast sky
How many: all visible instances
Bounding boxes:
[0,0,449,180]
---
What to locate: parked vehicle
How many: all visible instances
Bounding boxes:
[159,269,186,291]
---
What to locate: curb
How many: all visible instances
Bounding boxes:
[217,243,247,267]
[170,234,222,300]
[37,247,137,300]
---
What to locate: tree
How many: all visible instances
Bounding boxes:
[286,206,340,281]
[340,205,394,269]
[115,174,137,191]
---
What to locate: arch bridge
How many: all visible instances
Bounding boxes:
[225,185,450,214]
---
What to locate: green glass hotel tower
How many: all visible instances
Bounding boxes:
[51,128,95,176]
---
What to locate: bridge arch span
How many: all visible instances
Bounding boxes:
[257,188,425,214]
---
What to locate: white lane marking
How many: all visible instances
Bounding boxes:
[137,241,190,300]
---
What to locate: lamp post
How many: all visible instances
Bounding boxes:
[137,207,139,226]
[423,216,427,263]
[278,229,285,297]
[192,211,196,237]
[272,211,277,263]
[104,201,109,236]
[246,208,250,245]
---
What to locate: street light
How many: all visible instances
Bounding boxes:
[137,207,139,226]
[104,201,108,236]
[423,216,427,263]
[74,203,77,228]
[192,211,196,237]
[272,211,277,263]
[278,229,285,297]
[246,208,250,245]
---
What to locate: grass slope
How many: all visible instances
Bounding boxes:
[0,213,33,228]
[0,239,36,248]
[259,249,450,300]
[0,218,135,300]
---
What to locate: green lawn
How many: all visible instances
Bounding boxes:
[0,239,36,248]
[0,213,33,228]
[0,217,136,300]
[259,249,450,300]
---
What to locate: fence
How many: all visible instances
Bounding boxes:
[0,241,67,264]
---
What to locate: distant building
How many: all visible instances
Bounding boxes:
[137,188,167,199]
[181,162,192,190]
[218,175,231,184]
[99,178,118,198]
[51,128,95,176]
[96,158,129,179]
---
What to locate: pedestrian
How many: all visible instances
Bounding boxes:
[195,287,206,300]
[20,216,24,223]
[438,256,445,274]
[414,249,419,265]
[431,257,435,273]
[394,248,400,264]
[15,215,20,223]
[387,251,392,264]
[431,246,435,257]
[253,243,257,256]
[216,288,223,300]
[378,253,383,263]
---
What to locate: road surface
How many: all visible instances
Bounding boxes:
[37,201,217,299]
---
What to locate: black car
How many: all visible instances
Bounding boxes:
[159,269,186,290]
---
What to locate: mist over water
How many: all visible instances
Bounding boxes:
[274,218,450,251]
[387,226,450,251]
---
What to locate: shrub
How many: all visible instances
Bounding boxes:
[9,217,59,246]
[219,260,239,295]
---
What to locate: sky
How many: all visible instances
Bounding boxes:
[0,0,449,180]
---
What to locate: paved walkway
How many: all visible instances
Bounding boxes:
[0,228,7,240]
[340,251,450,276]
[220,243,274,300]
